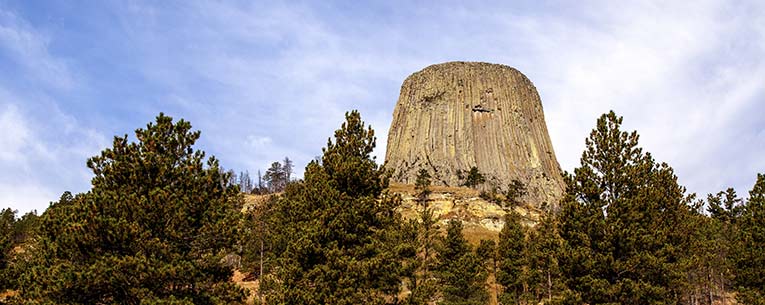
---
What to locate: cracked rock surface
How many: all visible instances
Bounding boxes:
[385,61,565,210]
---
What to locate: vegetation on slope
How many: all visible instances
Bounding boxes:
[0,110,763,305]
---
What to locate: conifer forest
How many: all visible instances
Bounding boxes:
[1,110,763,305]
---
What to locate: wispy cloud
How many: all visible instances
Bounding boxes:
[0,8,106,212]
[0,102,29,162]
[0,10,74,90]
[0,1,763,212]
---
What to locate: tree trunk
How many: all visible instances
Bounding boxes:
[547,269,552,301]
[259,237,264,304]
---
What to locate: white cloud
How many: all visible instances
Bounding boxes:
[129,0,764,197]
[518,1,765,196]
[0,103,30,162]
[2,1,763,213]
[0,182,57,214]
[0,9,104,213]
[246,135,272,148]
[0,95,106,213]
[0,10,75,89]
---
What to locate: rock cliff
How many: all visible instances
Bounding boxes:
[385,62,564,210]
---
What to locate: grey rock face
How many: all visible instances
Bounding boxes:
[385,62,564,210]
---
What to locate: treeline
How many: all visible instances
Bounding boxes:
[0,110,763,304]
[224,157,294,194]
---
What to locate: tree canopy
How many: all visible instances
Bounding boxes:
[18,113,244,304]
[261,110,409,304]
[558,111,692,304]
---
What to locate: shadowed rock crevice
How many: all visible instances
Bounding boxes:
[385,61,565,210]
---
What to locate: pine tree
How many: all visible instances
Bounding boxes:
[262,110,408,304]
[264,161,285,193]
[415,168,436,274]
[735,173,765,304]
[558,111,691,304]
[476,239,497,277]
[283,157,293,182]
[405,168,438,304]
[526,213,564,303]
[684,188,742,303]
[461,166,486,188]
[240,195,281,304]
[436,220,488,305]
[0,208,16,295]
[497,211,527,304]
[503,179,527,208]
[11,210,38,245]
[18,113,245,304]
[476,239,498,305]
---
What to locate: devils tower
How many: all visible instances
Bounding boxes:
[385,62,564,209]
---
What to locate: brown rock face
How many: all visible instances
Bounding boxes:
[385,62,564,209]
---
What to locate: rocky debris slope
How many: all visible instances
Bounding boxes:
[389,183,541,244]
[385,62,564,210]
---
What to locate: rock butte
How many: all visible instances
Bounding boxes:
[385,61,564,210]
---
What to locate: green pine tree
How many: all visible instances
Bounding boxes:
[18,114,245,304]
[735,173,765,304]
[262,110,409,304]
[503,179,527,208]
[497,211,527,304]
[405,168,439,305]
[461,166,486,188]
[558,111,692,304]
[0,208,16,296]
[682,188,742,303]
[436,220,488,305]
[526,213,565,303]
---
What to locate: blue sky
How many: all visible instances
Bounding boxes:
[1,1,763,213]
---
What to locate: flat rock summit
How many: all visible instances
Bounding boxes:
[385,62,564,209]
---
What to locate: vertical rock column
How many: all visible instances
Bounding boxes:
[384,61,565,209]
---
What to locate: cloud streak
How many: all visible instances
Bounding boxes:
[0,1,763,212]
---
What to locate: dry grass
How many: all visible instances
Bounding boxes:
[242,193,278,212]
[462,223,500,245]
[388,183,481,198]
[232,270,260,305]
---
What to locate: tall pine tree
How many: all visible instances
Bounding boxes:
[497,211,527,304]
[436,220,488,305]
[262,110,408,304]
[0,208,16,297]
[18,114,244,304]
[558,111,691,304]
[526,213,564,303]
[735,173,765,304]
[405,168,439,304]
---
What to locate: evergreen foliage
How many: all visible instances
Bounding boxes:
[18,114,245,304]
[526,213,565,303]
[404,168,439,304]
[735,173,765,304]
[460,166,486,188]
[0,208,15,294]
[683,188,741,303]
[557,111,692,304]
[4,107,763,304]
[497,211,527,303]
[436,220,488,305]
[503,179,527,208]
[264,161,288,193]
[476,239,496,274]
[261,110,409,304]
[415,169,432,202]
